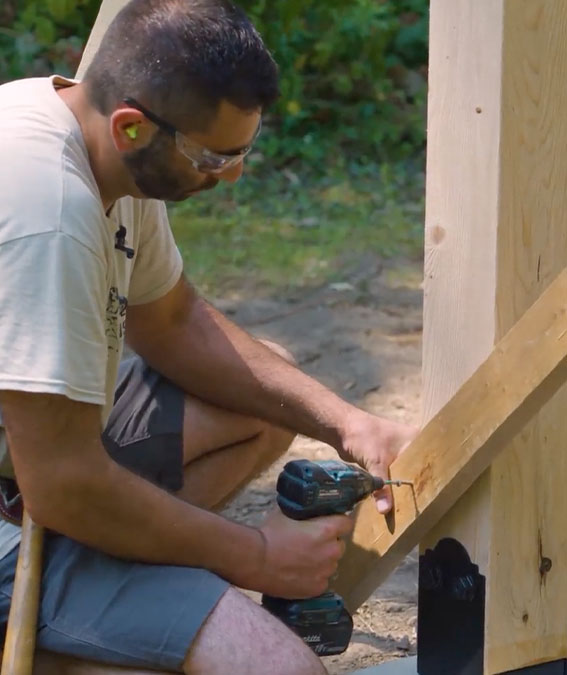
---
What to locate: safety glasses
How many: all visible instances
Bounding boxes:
[123,97,261,174]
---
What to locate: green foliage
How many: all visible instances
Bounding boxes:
[0,0,99,81]
[0,0,427,291]
[0,1,427,294]
[239,0,428,166]
[1,0,428,165]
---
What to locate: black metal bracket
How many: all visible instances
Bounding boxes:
[418,538,485,675]
[417,538,565,674]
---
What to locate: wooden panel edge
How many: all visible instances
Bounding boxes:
[334,267,567,611]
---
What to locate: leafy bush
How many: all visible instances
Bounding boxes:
[0,0,428,165]
[240,0,428,165]
[0,1,99,81]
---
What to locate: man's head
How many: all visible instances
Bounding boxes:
[83,0,279,200]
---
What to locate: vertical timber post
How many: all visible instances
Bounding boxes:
[420,1,567,673]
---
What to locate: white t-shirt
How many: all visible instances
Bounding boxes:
[0,76,183,555]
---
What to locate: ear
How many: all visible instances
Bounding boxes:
[110,107,157,152]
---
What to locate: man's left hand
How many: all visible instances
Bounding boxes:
[338,410,418,514]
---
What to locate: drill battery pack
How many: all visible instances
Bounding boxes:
[262,590,353,656]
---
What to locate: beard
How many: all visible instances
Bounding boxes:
[122,133,218,201]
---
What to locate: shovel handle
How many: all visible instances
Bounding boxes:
[1,511,44,675]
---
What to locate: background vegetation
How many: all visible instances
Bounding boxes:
[1,0,428,296]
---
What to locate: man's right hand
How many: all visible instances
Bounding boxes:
[252,508,354,598]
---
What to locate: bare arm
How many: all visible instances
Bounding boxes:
[0,390,262,576]
[126,276,354,448]
[0,390,351,598]
[126,277,417,514]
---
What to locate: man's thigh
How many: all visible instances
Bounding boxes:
[102,353,275,484]
[103,353,293,509]
[0,535,229,672]
[185,587,326,675]
[0,539,324,675]
[101,355,187,492]
[27,590,326,675]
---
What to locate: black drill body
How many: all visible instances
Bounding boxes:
[262,459,385,656]
[275,459,384,520]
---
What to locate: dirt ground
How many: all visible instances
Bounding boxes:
[217,254,423,674]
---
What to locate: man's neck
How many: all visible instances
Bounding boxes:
[57,84,131,211]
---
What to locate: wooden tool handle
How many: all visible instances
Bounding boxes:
[1,512,44,675]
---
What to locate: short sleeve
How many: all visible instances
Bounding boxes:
[128,200,183,306]
[0,232,108,403]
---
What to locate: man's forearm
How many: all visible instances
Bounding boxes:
[24,440,264,590]
[130,294,355,449]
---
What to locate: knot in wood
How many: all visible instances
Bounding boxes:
[539,557,552,575]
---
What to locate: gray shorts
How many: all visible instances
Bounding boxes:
[0,355,229,671]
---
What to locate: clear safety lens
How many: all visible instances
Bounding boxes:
[174,120,262,174]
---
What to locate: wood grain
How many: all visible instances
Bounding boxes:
[418,0,505,592]
[420,1,567,672]
[333,266,567,615]
[485,3,567,671]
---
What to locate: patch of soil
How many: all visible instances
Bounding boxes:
[218,255,423,674]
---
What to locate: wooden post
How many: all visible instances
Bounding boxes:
[419,1,567,673]
[332,266,567,613]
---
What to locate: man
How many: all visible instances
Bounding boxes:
[0,0,417,673]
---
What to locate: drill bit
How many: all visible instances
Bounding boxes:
[386,479,413,487]
[372,476,413,490]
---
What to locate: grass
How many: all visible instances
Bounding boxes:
[169,155,425,298]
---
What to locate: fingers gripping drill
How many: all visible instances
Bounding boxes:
[261,459,412,656]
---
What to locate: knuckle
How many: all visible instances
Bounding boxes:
[321,521,338,539]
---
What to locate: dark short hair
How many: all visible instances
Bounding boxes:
[83,0,279,132]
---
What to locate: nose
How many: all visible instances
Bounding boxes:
[218,160,244,183]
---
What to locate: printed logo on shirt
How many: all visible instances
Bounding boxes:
[106,286,128,352]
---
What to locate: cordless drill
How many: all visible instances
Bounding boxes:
[261,459,411,656]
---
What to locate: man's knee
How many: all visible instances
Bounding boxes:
[257,338,297,367]
[185,587,326,675]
